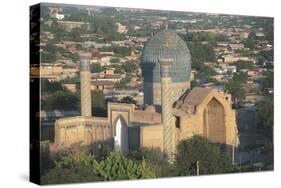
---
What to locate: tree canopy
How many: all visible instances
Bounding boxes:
[243,31,256,50]
[233,60,254,71]
[43,90,79,111]
[261,70,273,89]
[93,152,156,180]
[91,90,107,116]
[41,150,155,184]
[122,62,137,73]
[100,45,131,57]
[90,63,105,73]
[41,79,80,111]
[175,136,233,176]
[188,41,217,82]
[256,95,273,141]
[224,79,245,101]
[41,79,66,93]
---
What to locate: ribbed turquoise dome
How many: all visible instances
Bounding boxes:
[141,30,191,83]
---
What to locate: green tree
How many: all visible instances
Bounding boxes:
[265,24,273,45]
[123,62,137,73]
[189,42,216,67]
[90,63,105,73]
[42,148,155,184]
[175,136,233,176]
[188,41,216,83]
[48,20,68,42]
[41,52,57,63]
[69,28,82,42]
[110,57,121,64]
[91,90,107,116]
[101,45,131,57]
[43,90,79,111]
[60,75,80,84]
[128,149,175,177]
[224,80,245,101]
[50,20,59,33]
[244,38,255,50]
[92,152,156,180]
[244,32,256,50]
[233,60,254,71]
[41,144,100,184]
[44,43,58,54]
[256,95,273,141]
[91,16,125,41]
[232,72,248,83]
[41,165,99,184]
[41,79,66,93]
[259,49,273,62]
[261,71,273,89]
[110,64,123,74]
[68,53,80,63]
[102,8,118,16]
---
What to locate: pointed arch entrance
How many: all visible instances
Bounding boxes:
[113,116,129,153]
[203,97,226,143]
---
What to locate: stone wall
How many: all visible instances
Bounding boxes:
[54,116,112,153]
[140,124,163,151]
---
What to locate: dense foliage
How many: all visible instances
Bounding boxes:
[41,149,155,184]
[261,71,273,89]
[183,32,218,82]
[224,70,248,101]
[128,149,176,177]
[224,79,245,101]
[122,62,137,73]
[90,63,105,73]
[175,136,233,175]
[233,60,254,71]
[93,152,156,180]
[91,90,107,117]
[41,136,236,184]
[41,79,66,93]
[43,90,79,111]
[256,95,273,141]
[100,45,132,57]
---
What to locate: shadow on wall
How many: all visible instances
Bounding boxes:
[142,62,156,105]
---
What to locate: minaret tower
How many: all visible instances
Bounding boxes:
[79,53,92,117]
[160,58,173,159]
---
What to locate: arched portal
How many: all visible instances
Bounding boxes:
[203,97,226,143]
[114,117,129,153]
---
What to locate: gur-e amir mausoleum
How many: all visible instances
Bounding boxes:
[51,29,240,157]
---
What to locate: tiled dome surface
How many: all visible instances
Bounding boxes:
[141,30,191,83]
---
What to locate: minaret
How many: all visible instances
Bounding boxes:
[160,59,173,159]
[79,53,92,117]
